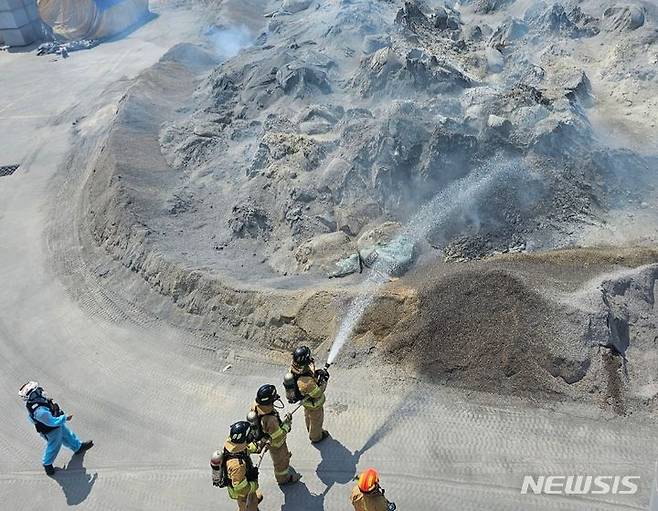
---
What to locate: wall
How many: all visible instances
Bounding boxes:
[0,0,42,46]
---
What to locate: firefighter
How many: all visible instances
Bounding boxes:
[18,381,93,476]
[285,346,329,443]
[248,384,301,485]
[217,421,262,511]
[351,468,396,511]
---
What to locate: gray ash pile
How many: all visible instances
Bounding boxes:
[158,0,656,277]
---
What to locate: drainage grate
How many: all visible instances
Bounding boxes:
[0,164,20,177]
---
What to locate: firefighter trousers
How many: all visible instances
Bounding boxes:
[237,489,262,511]
[270,442,292,484]
[304,406,324,442]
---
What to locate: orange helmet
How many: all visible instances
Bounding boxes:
[358,468,380,493]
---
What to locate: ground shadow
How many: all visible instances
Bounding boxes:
[281,481,327,511]
[309,394,418,500]
[53,451,97,505]
[103,11,159,43]
[358,391,418,456]
[6,41,40,54]
[314,436,360,489]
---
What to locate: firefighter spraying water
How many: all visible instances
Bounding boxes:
[283,346,331,443]
[210,344,401,509]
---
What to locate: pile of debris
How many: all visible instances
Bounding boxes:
[119,0,656,280]
[36,39,98,57]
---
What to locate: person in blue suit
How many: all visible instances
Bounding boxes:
[19,381,93,476]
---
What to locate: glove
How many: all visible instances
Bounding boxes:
[316,368,330,382]
[247,466,259,481]
[282,414,292,433]
[247,442,260,454]
[51,401,63,417]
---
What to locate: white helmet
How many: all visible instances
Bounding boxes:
[18,381,39,400]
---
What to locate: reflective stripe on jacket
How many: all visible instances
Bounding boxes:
[296,374,326,409]
[253,402,289,449]
[227,475,250,500]
[224,440,257,500]
[269,424,288,448]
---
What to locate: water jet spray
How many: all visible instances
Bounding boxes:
[325,157,526,365]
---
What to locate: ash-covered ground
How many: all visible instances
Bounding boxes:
[84,0,658,411]
[155,0,658,276]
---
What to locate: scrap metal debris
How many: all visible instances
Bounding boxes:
[0,164,20,177]
[37,39,98,57]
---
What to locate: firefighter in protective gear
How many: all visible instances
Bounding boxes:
[19,381,93,476]
[289,346,329,443]
[249,384,301,485]
[224,421,262,511]
[351,468,396,511]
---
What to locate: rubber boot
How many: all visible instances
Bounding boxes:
[278,468,302,486]
[311,430,330,444]
[44,464,55,476]
[75,440,94,455]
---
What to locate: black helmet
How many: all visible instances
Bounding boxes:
[292,346,312,366]
[229,421,251,444]
[256,384,279,405]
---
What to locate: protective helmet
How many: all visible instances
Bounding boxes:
[358,468,380,493]
[256,384,279,405]
[229,421,251,444]
[292,346,312,366]
[18,381,39,401]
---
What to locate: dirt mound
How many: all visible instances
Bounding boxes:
[385,267,585,396]
[381,254,658,411]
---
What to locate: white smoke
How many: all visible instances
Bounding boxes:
[206,24,252,60]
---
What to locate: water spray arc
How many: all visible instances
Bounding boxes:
[326,158,526,365]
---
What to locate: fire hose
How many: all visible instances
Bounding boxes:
[256,444,269,468]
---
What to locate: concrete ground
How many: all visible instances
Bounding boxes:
[1,2,657,510]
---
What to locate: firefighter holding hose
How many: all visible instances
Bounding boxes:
[283,346,330,444]
[211,421,262,511]
[246,384,301,485]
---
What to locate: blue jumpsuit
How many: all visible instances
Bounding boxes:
[29,407,82,466]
